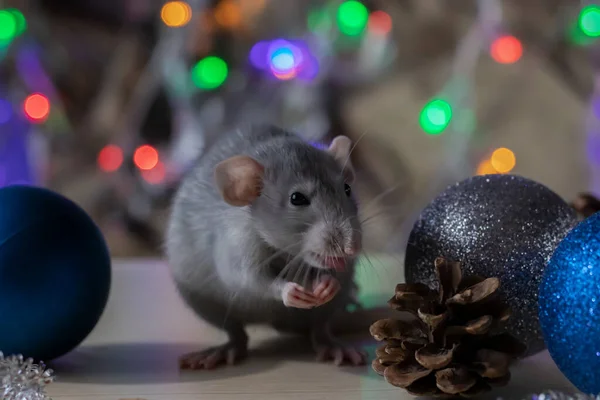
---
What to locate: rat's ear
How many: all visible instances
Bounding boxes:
[327,135,355,184]
[214,155,264,207]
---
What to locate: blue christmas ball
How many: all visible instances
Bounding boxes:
[0,185,111,361]
[539,212,600,394]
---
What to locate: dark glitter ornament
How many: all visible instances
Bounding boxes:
[539,212,600,395]
[405,174,577,357]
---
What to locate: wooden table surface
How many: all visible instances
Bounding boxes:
[47,258,577,400]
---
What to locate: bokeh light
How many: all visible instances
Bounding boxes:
[476,159,498,175]
[133,145,159,171]
[191,56,228,90]
[337,1,368,36]
[308,7,333,34]
[250,39,319,81]
[97,145,124,173]
[214,0,242,29]
[490,35,522,64]
[160,1,192,27]
[419,99,452,135]
[0,10,17,42]
[490,147,516,173]
[23,93,50,123]
[141,161,166,184]
[368,10,392,36]
[7,9,26,36]
[0,99,11,125]
[579,5,600,37]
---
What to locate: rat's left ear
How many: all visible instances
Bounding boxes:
[214,155,264,207]
[327,135,355,184]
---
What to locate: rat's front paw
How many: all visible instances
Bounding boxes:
[282,282,320,309]
[312,275,340,305]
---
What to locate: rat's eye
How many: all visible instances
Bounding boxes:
[344,183,352,197]
[290,192,310,206]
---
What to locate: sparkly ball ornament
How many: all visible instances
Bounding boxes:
[405,174,576,357]
[539,212,600,394]
[0,185,111,361]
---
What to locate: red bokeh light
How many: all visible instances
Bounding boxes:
[368,11,392,36]
[133,145,159,171]
[490,35,522,64]
[97,144,124,173]
[141,161,166,184]
[23,93,50,122]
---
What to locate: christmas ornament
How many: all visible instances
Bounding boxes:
[405,174,577,357]
[0,185,111,361]
[539,212,600,395]
[0,352,54,400]
[370,258,525,397]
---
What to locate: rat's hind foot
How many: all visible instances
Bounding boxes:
[179,342,248,370]
[314,343,367,366]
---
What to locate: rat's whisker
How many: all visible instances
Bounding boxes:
[359,179,411,217]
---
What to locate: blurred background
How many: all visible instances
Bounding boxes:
[0,0,595,258]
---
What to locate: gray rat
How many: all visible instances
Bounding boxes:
[165,124,365,369]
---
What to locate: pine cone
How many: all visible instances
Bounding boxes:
[571,193,600,219]
[369,258,526,398]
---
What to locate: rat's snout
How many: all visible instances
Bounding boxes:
[326,223,361,257]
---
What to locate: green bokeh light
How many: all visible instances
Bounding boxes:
[336,1,368,36]
[0,10,17,42]
[308,7,332,33]
[579,5,600,37]
[419,99,453,135]
[7,9,27,36]
[191,56,228,90]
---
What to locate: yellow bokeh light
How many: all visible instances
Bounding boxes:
[490,147,516,173]
[214,0,242,28]
[161,1,192,27]
[476,159,498,176]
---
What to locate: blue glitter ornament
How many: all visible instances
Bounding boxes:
[539,212,600,395]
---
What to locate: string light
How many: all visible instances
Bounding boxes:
[490,147,516,173]
[23,93,50,123]
[141,161,166,184]
[476,159,498,175]
[490,35,522,64]
[308,6,333,34]
[214,0,242,29]
[97,145,124,173]
[368,10,392,36]
[419,99,452,135]
[250,39,318,81]
[161,1,192,28]
[336,1,368,36]
[0,10,17,42]
[579,5,600,37]
[133,145,159,171]
[191,56,228,90]
[7,9,26,36]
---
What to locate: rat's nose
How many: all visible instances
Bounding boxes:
[344,246,356,256]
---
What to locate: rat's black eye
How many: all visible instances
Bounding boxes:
[290,192,311,206]
[344,183,352,197]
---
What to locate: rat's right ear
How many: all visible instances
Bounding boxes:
[214,156,264,207]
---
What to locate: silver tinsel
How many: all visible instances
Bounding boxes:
[0,352,54,400]
[508,391,600,400]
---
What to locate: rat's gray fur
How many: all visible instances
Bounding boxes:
[165,124,362,361]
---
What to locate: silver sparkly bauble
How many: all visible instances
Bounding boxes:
[405,174,577,357]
